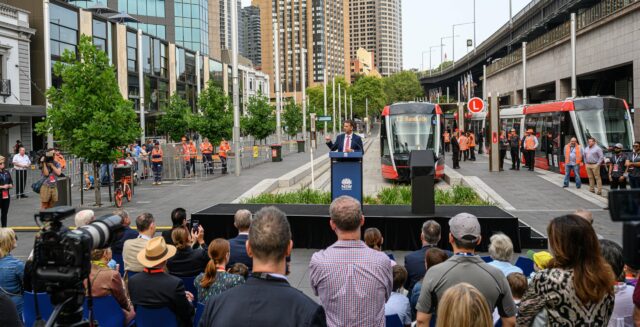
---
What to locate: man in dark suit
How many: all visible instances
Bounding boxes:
[129,236,195,327]
[199,206,326,327]
[226,209,253,270]
[403,220,451,291]
[325,120,363,152]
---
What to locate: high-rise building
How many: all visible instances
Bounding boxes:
[350,47,380,82]
[253,0,350,99]
[349,0,402,76]
[219,0,242,51]
[241,6,261,68]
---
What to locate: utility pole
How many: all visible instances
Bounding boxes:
[338,83,342,128]
[137,29,145,144]
[473,0,477,54]
[344,88,347,121]
[350,95,353,120]
[452,22,473,68]
[570,13,577,98]
[273,22,282,145]
[365,98,369,135]
[301,48,307,146]
[323,69,327,134]
[231,2,241,175]
[332,77,336,134]
[522,41,527,105]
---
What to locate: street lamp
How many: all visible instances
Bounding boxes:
[452,22,473,68]
[428,45,439,76]
[440,35,459,72]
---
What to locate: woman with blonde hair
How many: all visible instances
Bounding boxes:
[436,282,493,327]
[195,238,244,303]
[0,228,24,317]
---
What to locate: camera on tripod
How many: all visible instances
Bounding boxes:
[32,206,124,327]
[608,189,640,270]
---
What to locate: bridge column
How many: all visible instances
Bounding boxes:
[635,59,640,140]
[556,79,571,100]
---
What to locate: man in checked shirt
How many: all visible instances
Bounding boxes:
[309,195,393,327]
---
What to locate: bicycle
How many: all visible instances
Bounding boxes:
[114,166,133,208]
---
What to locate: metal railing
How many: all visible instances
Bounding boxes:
[486,0,639,76]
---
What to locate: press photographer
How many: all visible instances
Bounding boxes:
[35,151,62,210]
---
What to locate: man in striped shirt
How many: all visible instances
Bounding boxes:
[309,196,393,327]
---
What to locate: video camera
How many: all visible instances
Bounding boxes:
[32,206,124,327]
[608,189,640,270]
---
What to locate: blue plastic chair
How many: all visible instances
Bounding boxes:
[23,292,54,327]
[385,314,403,327]
[135,306,178,327]
[194,302,205,326]
[83,295,134,327]
[112,253,125,276]
[515,256,535,276]
[181,276,198,304]
[481,255,493,263]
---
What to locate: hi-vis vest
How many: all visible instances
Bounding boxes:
[564,144,582,164]
[524,136,537,150]
[151,148,163,163]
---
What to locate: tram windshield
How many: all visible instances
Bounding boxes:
[575,107,634,151]
[389,114,436,154]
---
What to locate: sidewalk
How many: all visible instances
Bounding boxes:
[7,146,329,228]
[444,152,622,243]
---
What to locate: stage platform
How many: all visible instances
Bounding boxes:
[193,204,548,252]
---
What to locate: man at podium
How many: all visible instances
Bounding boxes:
[325,120,363,153]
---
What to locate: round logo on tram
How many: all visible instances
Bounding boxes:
[341,178,353,191]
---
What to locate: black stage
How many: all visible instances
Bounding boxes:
[193,204,545,252]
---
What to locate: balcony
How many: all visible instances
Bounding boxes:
[0,79,10,99]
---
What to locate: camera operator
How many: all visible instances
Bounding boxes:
[40,150,61,210]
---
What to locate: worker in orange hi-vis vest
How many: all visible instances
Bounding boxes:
[562,137,582,189]
[200,138,214,175]
[523,129,539,172]
[443,130,451,153]
[189,139,197,177]
[179,136,192,178]
[151,141,164,185]
[218,138,231,174]
[468,131,477,161]
[458,132,469,162]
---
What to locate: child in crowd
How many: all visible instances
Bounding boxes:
[83,172,94,191]
[228,263,249,280]
[494,273,528,323]
[384,265,411,326]
[527,250,553,280]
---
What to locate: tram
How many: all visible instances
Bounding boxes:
[380,102,445,182]
[498,97,634,178]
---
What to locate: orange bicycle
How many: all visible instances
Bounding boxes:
[114,166,133,208]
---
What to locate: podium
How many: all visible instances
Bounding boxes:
[330,152,363,203]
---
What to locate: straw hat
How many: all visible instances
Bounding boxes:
[137,236,176,268]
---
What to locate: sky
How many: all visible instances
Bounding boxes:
[240,0,531,71]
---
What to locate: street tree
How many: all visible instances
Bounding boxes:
[305,76,349,130]
[37,35,140,206]
[383,71,424,103]
[157,93,194,142]
[242,93,275,144]
[282,99,302,138]
[193,81,233,144]
[350,76,386,118]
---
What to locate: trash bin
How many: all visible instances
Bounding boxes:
[55,177,72,207]
[297,140,305,153]
[271,144,282,162]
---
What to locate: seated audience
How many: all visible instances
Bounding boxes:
[227,209,253,271]
[167,226,209,277]
[517,215,616,326]
[600,239,635,326]
[310,196,392,327]
[199,206,326,326]
[75,209,95,227]
[110,209,139,258]
[194,238,244,303]
[123,213,156,273]
[487,233,523,276]
[410,247,449,319]
[416,213,516,327]
[129,236,194,327]
[384,265,411,327]
[436,283,493,327]
[364,227,395,263]
[0,228,24,317]
[0,292,22,327]
[227,262,249,280]
[162,208,204,249]
[85,248,135,324]
[404,220,451,291]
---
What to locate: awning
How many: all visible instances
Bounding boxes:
[0,104,46,116]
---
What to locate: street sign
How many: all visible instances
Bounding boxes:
[317,115,332,122]
[467,97,484,113]
[467,39,473,47]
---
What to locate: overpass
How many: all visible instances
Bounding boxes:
[419,0,640,136]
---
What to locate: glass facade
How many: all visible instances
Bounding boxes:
[174,0,208,55]
[209,59,224,88]
[176,47,197,112]
[92,19,107,51]
[119,0,166,17]
[125,22,166,40]
[50,4,78,59]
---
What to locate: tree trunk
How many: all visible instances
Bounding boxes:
[93,162,102,206]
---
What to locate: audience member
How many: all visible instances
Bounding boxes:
[162,208,204,249]
[435,283,493,327]
[167,226,209,277]
[416,213,516,327]
[226,209,253,270]
[74,209,95,227]
[129,236,194,327]
[194,238,245,303]
[0,292,22,327]
[199,206,326,326]
[227,262,249,280]
[527,250,553,278]
[0,228,24,317]
[492,273,528,324]
[410,247,449,319]
[487,233,523,276]
[404,220,450,291]
[310,196,392,327]
[123,213,156,273]
[85,248,135,324]
[110,209,139,257]
[600,239,635,326]
[384,265,411,327]
[518,215,615,326]
[364,227,395,264]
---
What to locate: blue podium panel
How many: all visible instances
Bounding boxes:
[330,152,363,203]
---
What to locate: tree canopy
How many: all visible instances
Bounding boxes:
[383,71,424,104]
[282,99,302,138]
[350,76,386,117]
[241,93,275,143]
[193,81,233,143]
[157,93,194,142]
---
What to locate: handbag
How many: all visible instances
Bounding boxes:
[31,177,45,194]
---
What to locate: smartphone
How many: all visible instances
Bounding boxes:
[191,219,200,232]
[608,189,640,222]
